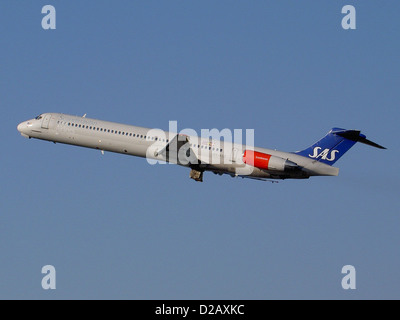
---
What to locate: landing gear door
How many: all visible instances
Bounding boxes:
[41,114,52,129]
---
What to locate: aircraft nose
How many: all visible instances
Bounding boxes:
[17,122,24,132]
[17,121,30,136]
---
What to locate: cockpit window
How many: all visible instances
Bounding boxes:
[35,114,43,120]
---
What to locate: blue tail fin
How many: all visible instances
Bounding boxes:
[294,128,386,165]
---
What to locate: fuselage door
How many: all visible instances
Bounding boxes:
[41,114,52,129]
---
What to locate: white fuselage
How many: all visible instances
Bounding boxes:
[17,113,338,181]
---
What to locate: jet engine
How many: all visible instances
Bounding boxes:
[243,150,300,172]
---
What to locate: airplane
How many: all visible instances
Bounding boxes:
[17,113,385,182]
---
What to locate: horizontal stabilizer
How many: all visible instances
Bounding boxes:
[336,131,386,149]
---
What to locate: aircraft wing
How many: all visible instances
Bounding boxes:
[156,134,200,166]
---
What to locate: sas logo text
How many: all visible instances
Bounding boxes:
[309,147,339,161]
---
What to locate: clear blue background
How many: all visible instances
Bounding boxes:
[1,1,399,299]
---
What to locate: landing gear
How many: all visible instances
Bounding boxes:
[189,168,204,182]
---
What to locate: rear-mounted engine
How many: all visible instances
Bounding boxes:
[243,150,300,172]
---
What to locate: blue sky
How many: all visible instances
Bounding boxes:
[1,1,399,299]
